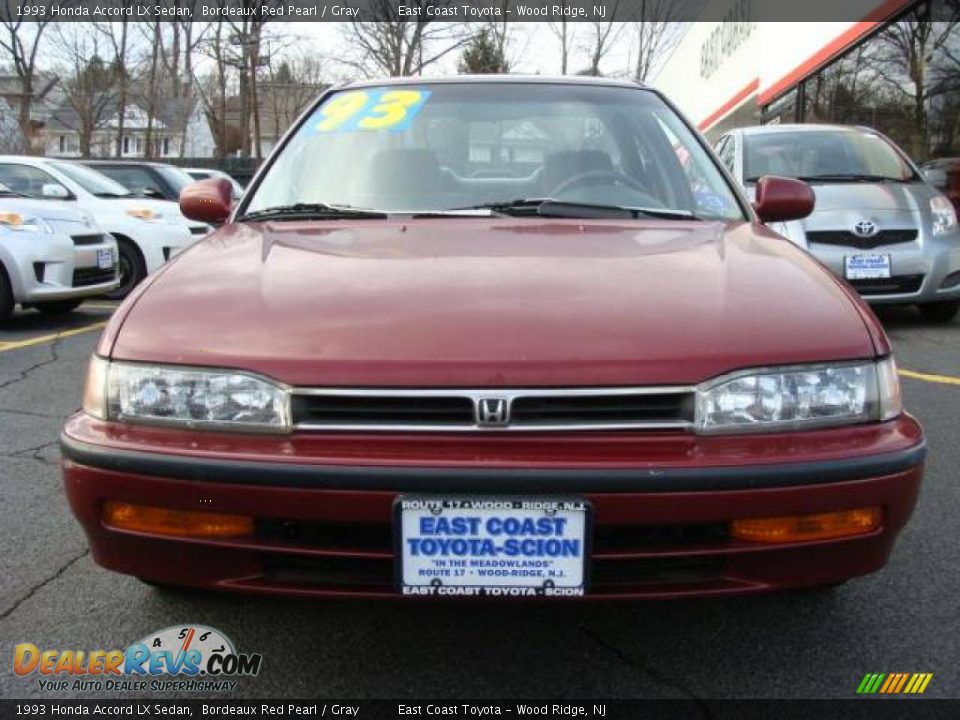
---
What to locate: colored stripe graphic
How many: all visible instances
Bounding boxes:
[857,673,933,694]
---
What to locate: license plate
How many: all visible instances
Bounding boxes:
[396,497,590,597]
[845,254,891,279]
[96,248,113,270]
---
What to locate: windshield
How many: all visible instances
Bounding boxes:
[51,162,132,197]
[157,165,200,194]
[743,129,917,182]
[246,83,745,221]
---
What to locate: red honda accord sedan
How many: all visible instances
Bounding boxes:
[62,77,924,599]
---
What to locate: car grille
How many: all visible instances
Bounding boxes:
[848,274,924,295]
[807,229,918,249]
[256,519,727,555]
[260,555,724,592]
[256,519,727,592]
[72,267,115,287]
[71,233,108,246]
[290,387,695,432]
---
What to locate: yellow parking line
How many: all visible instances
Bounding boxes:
[899,369,960,386]
[0,321,108,353]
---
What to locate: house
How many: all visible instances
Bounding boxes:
[45,95,216,159]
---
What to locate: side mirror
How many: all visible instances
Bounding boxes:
[41,183,70,199]
[752,175,815,223]
[923,168,947,189]
[180,177,233,225]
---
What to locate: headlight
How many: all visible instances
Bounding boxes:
[126,208,162,222]
[0,212,53,234]
[696,358,901,433]
[83,356,290,432]
[930,195,957,236]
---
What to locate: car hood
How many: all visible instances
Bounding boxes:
[0,196,93,224]
[110,219,877,387]
[746,180,937,245]
[106,196,191,222]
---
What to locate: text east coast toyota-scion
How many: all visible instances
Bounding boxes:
[61,77,925,599]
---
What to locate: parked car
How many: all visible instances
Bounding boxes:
[0,184,118,319]
[715,124,960,323]
[920,158,960,215]
[0,157,207,298]
[183,168,245,200]
[63,77,922,600]
[80,160,202,204]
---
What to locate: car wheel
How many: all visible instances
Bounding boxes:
[104,238,146,300]
[34,299,84,315]
[918,299,959,323]
[0,266,12,321]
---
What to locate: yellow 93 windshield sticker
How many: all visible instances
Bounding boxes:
[305,89,431,134]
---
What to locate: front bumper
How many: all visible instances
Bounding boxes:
[810,235,960,305]
[61,414,925,599]
[3,232,119,304]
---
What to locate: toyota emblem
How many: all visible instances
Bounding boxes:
[853,219,879,237]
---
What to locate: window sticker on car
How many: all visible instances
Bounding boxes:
[305,89,431,134]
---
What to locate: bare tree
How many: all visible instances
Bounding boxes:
[0,6,52,147]
[95,15,136,158]
[194,19,235,157]
[630,1,686,83]
[486,2,513,67]
[168,11,211,156]
[866,19,959,159]
[262,49,326,146]
[548,10,578,75]
[343,1,469,77]
[139,21,162,158]
[54,25,119,157]
[582,14,625,76]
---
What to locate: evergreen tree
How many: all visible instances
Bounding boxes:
[458,29,510,74]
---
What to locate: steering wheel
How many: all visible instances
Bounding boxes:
[550,170,650,198]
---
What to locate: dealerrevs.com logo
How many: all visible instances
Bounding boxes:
[13,625,262,693]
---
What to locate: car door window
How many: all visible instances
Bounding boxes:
[716,136,736,174]
[0,163,70,198]
[96,166,160,195]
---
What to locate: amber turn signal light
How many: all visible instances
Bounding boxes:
[103,502,254,538]
[730,507,882,543]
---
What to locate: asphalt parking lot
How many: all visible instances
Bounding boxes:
[0,301,957,701]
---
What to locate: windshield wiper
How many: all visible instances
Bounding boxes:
[430,198,700,221]
[795,174,913,184]
[237,203,388,222]
[93,191,133,198]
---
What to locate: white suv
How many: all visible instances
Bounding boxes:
[0,157,210,298]
[0,187,118,320]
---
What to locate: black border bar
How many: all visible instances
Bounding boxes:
[60,432,926,493]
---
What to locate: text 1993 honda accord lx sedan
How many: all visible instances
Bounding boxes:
[61,77,924,599]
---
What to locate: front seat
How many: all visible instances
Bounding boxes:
[539,150,614,195]
[360,148,459,209]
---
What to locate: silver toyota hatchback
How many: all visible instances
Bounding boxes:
[716,124,960,323]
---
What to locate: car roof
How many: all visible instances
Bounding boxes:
[736,123,878,136]
[0,155,54,165]
[342,74,647,91]
[81,160,170,168]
